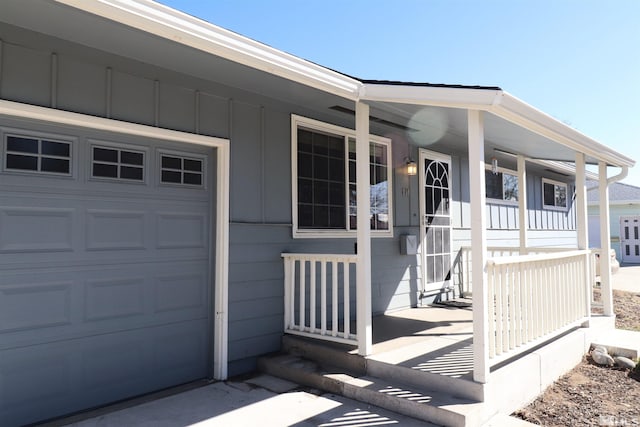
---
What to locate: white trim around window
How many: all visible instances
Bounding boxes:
[89,139,148,184]
[484,164,519,205]
[2,127,76,178]
[542,177,569,211]
[291,114,393,239]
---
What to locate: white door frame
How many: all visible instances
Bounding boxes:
[620,215,640,264]
[0,99,231,379]
[418,148,453,295]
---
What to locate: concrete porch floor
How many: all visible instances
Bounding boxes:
[369,304,475,381]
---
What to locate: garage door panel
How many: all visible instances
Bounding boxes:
[0,342,76,426]
[153,322,208,382]
[0,206,74,253]
[0,281,72,333]
[85,277,146,321]
[156,212,207,249]
[86,209,147,251]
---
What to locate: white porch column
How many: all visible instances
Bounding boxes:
[355,101,372,356]
[468,110,489,383]
[575,152,590,320]
[517,155,528,254]
[598,161,614,316]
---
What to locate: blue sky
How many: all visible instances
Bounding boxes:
[161,0,640,184]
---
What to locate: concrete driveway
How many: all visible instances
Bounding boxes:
[43,375,434,427]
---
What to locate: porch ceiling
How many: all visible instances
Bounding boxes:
[361,100,593,166]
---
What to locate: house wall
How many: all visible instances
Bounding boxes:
[0,24,578,376]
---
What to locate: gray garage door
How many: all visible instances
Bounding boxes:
[0,121,214,426]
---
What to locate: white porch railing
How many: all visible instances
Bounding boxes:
[485,250,591,359]
[281,253,358,345]
[456,246,598,298]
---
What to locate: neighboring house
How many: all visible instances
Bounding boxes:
[0,1,633,426]
[588,181,640,263]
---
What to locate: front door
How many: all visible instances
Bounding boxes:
[620,216,640,263]
[419,149,453,294]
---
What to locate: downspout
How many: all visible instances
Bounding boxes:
[598,164,628,317]
[607,165,629,185]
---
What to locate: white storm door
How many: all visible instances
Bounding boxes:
[620,216,640,263]
[419,149,453,292]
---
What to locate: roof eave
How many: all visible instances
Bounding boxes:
[55,0,362,99]
[360,82,503,110]
[494,93,635,169]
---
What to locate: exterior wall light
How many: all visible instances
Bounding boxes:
[406,159,417,176]
[491,157,499,175]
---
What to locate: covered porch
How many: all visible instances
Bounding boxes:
[280,83,635,387]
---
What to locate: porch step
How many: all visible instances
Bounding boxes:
[258,353,485,427]
[282,334,484,401]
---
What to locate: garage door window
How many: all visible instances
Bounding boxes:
[160,153,203,186]
[92,146,144,181]
[5,135,71,175]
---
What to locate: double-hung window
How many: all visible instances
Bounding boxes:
[542,178,568,210]
[485,166,518,203]
[292,115,392,238]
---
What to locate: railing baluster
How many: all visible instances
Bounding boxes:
[284,257,292,330]
[332,260,338,337]
[501,264,509,353]
[309,260,316,334]
[514,263,521,348]
[321,259,327,336]
[495,264,503,355]
[343,261,350,339]
[299,259,306,332]
[488,263,496,358]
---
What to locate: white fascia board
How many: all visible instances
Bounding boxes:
[493,93,635,169]
[360,83,503,110]
[528,159,599,181]
[54,0,361,99]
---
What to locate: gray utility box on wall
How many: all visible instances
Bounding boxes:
[400,234,418,255]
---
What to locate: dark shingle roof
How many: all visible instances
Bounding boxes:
[360,79,502,91]
[587,182,640,204]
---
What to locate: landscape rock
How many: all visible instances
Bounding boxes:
[592,345,609,354]
[591,348,615,366]
[614,356,637,370]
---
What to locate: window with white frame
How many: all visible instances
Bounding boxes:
[485,166,518,202]
[542,178,568,210]
[159,152,204,186]
[92,144,145,181]
[292,115,392,237]
[4,134,71,175]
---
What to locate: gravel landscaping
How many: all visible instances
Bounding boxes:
[514,289,640,426]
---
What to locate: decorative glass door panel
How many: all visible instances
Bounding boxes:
[419,149,452,291]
